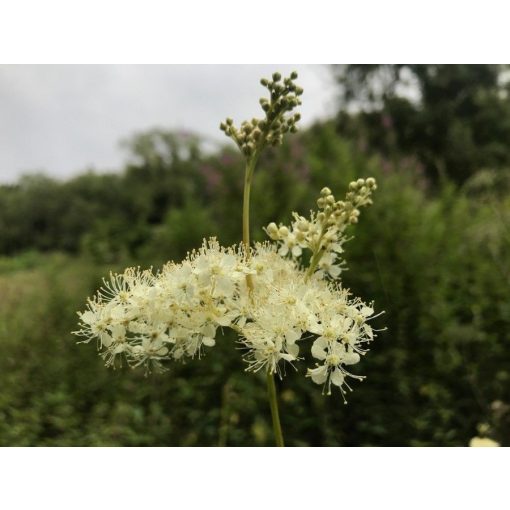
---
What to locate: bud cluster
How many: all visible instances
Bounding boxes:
[220,71,302,158]
[265,178,377,278]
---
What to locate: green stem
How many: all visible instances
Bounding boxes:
[241,154,285,447]
[266,372,285,447]
[242,157,256,251]
[305,247,324,281]
[243,157,257,292]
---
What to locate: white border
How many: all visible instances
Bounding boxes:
[1,1,508,63]
[0,447,507,509]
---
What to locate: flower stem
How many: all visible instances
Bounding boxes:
[243,157,257,291]
[242,154,285,447]
[266,372,285,447]
[242,157,256,250]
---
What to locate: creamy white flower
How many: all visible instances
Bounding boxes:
[469,437,500,447]
[74,225,380,399]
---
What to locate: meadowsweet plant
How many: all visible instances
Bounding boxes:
[74,71,381,446]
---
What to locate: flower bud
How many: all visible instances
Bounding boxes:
[321,187,332,196]
[278,226,289,237]
[297,221,309,232]
[266,222,279,239]
[272,72,282,82]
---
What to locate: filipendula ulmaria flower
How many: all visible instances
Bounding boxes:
[74,71,382,403]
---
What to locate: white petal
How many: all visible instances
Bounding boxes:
[361,306,374,317]
[309,366,328,384]
[343,352,360,365]
[311,337,329,360]
[278,245,289,257]
[201,323,216,338]
[202,337,216,347]
[215,314,233,327]
[329,265,342,278]
[331,368,345,387]
[80,311,96,325]
[100,332,113,348]
[110,305,126,320]
[287,343,299,357]
[285,330,301,345]
[215,276,234,296]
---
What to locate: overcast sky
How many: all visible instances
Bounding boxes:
[0,65,338,183]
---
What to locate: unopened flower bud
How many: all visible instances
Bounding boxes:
[297,221,309,232]
[321,187,332,196]
[278,226,289,237]
[266,222,279,239]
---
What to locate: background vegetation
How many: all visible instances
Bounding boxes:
[0,65,509,446]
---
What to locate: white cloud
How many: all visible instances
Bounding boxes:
[0,65,337,183]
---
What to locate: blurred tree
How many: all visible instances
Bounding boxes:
[333,64,510,182]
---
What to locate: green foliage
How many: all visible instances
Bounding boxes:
[0,121,508,446]
[334,64,510,183]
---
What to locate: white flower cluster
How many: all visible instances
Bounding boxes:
[74,182,379,400]
[265,178,377,279]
